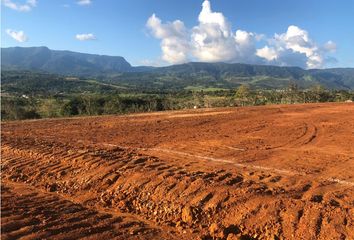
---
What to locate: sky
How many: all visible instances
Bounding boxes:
[1,0,354,68]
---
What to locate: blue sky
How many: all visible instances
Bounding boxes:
[2,0,354,68]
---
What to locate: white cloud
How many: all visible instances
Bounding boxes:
[146,0,263,64]
[6,29,28,42]
[323,40,337,52]
[256,25,335,68]
[190,0,236,62]
[2,0,37,12]
[75,33,96,41]
[234,30,262,63]
[146,14,189,64]
[276,25,322,68]
[146,0,336,69]
[77,0,91,6]
[256,46,277,61]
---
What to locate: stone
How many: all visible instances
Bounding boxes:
[181,206,194,224]
[209,223,219,235]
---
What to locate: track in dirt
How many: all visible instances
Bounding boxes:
[1,181,170,240]
[1,103,354,239]
[143,147,354,186]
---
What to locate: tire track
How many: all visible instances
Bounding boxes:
[2,113,354,240]
[1,181,177,240]
[145,147,354,186]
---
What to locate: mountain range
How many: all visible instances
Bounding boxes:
[1,46,133,75]
[2,46,354,90]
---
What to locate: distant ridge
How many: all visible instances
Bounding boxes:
[1,46,132,75]
[2,46,354,89]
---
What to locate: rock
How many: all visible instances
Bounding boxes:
[181,206,194,224]
[176,221,182,227]
[209,223,219,235]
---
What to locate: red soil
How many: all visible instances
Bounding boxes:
[1,102,354,239]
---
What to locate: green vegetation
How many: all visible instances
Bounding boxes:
[1,70,353,121]
[2,47,354,90]
[1,46,132,76]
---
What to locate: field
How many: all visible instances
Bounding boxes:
[1,102,354,239]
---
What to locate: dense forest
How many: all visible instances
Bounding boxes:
[1,70,353,121]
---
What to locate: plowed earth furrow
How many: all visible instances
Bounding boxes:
[2,139,353,239]
[2,103,354,239]
[1,181,181,240]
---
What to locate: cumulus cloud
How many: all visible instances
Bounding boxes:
[75,33,96,41]
[234,30,263,63]
[256,46,277,61]
[2,0,37,12]
[146,0,336,69]
[190,0,236,62]
[146,14,189,64]
[77,0,91,6]
[255,26,339,68]
[256,25,327,68]
[6,29,28,42]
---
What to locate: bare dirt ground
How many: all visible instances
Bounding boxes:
[1,102,354,239]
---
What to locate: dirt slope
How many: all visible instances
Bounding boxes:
[1,103,354,239]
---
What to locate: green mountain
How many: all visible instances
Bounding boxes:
[106,62,354,90]
[1,46,132,75]
[1,70,125,96]
[2,47,354,90]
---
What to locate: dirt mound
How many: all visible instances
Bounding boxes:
[2,103,354,239]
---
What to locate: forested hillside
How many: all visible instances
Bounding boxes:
[2,47,354,90]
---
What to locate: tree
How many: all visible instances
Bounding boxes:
[61,97,86,116]
[104,96,123,114]
[309,85,330,102]
[283,82,301,104]
[1,97,41,120]
[193,91,205,108]
[235,85,252,106]
[82,96,105,115]
[39,98,62,118]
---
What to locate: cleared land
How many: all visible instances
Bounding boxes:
[1,103,354,239]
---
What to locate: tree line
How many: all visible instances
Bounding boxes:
[1,84,353,121]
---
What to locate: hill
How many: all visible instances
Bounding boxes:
[1,70,125,96]
[2,47,354,90]
[107,62,354,90]
[1,46,132,76]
